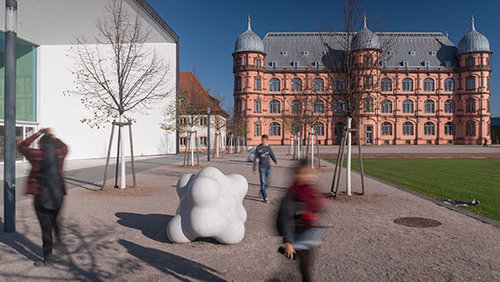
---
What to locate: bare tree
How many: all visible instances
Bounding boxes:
[320,0,392,195]
[69,0,173,188]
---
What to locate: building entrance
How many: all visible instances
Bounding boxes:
[365,125,373,145]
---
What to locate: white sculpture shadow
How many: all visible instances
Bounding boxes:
[167,167,248,244]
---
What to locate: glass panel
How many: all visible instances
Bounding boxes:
[0,32,37,122]
[0,125,24,160]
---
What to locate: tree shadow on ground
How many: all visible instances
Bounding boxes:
[0,217,40,261]
[115,213,172,243]
[118,239,226,281]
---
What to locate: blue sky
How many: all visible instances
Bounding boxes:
[148,0,500,116]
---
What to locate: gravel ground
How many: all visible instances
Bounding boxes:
[0,151,499,281]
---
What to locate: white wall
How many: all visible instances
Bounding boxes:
[37,42,177,160]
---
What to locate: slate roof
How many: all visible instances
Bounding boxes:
[262,32,458,69]
[179,72,229,117]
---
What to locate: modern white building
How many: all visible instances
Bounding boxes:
[0,0,178,160]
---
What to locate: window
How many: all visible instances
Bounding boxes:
[281,51,288,56]
[402,78,413,91]
[402,122,414,136]
[365,98,374,112]
[313,99,324,113]
[466,122,476,136]
[465,57,475,67]
[236,77,242,90]
[334,122,345,136]
[424,99,435,113]
[444,100,455,114]
[402,99,414,113]
[270,61,277,68]
[254,78,261,90]
[291,100,302,114]
[424,122,435,136]
[381,78,392,91]
[466,99,476,113]
[364,54,373,65]
[235,99,243,113]
[380,61,387,67]
[409,51,416,56]
[269,78,280,92]
[254,100,262,113]
[381,122,392,136]
[423,78,435,91]
[269,100,281,114]
[381,99,392,113]
[445,122,456,136]
[334,99,346,113]
[334,78,346,91]
[200,137,207,146]
[402,61,408,67]
[312,78,324,92]
[236,57,242,66]
[363,75,373,89]
[254,58,261,66]
[466,76,475,90]
[291,123,302,136]
[254,124,262,136]
[424,61,430,67]
[179,137,187,146]
[269,122,281,136]
[301,50,309,55]
[444,78,455,91]
[314,123,325,136]
[199,117,207,126]
[291,78,302,92]
[178,117,187,124]
[312,61,320,67]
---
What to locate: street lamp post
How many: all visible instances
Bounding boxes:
[207,106,210,162]
[4,0,18,233]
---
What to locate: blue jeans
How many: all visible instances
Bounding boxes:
[259,166,271,199]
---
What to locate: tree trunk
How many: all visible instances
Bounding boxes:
[346,116,352,196]
[119,114,126,189]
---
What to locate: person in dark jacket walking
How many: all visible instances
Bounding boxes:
[18,128,68,266]
[253,135,278,203]
[278,160,326,282]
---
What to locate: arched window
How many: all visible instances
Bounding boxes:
[402,122,414,136]
[465,57,475,67]
[444,100,455,113]
[269,122,281,136]
[235,99,243,113]
[381,99,392,113]
[314,123,325,136]
[269,100,281,114]
[334,122,345,136]
[466,76,475,90]
[312,78,324,92]
[313,99,324,113]
[424,99,435,113]
[363,75,374,89]
[236,77,242,91]
[466,99,476,113]
[254,77,261,90]
[423,78,435,91]
[444,78,455,91]
[291,78,302,92]
[254,123,262,136]
[365,98,374,112]
[402,78,413,91]
[334,99,346,113]
[381,122,392,136]
[445,122,455,136]
[236,57,242,66]
[364,54,373,65]
[269,78,281,92]
[466,121,476,136]
[291,122,302,136]
[402,99,414,113]
[381,78,392,91]
[254,100,262,113]
[334,78,346,91]
[424,122,435,135]
[291,100,302,114]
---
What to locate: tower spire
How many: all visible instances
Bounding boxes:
[471,15,475,30]
[247,15,251,30]
[363,14,367,29]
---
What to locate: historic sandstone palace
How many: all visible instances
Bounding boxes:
[232,18,492,146]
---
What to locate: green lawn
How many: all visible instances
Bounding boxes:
[328,158,500,221]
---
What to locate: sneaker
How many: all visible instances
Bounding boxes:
[264,198,270,203]
[34,258,53,267]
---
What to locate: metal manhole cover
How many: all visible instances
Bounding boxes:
[394,217,441,228]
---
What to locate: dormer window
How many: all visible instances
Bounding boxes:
[322,51,327,55]
[409,51,416,56]
[281,51,288,56]
[380,61,387,67]
[291,61,298,68]
[388,51,395,55]
[423,61,430,67]
[430,51,436,56]
[312,61,320,67]
[401,61,408,67]
[301,51,309,55]
[270,61,277,68]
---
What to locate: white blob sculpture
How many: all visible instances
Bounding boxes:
[167,167,248,244]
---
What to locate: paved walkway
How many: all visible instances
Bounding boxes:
[0,151,498,281]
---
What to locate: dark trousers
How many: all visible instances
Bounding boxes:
[297,249,313,282]
[34,196,60,259]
